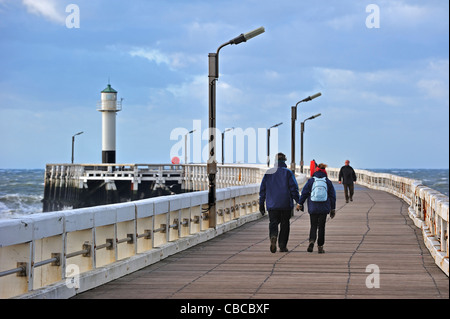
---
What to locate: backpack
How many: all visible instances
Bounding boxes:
[311,177,328,202]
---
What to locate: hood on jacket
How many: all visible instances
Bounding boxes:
[313,170,327,178]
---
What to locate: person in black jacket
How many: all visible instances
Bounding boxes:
[338,160,357,203]
[298,163,336,254]
[259,153,301,253]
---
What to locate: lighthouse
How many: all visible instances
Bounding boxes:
[98,83,122,163]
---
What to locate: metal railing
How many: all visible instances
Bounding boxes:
[303,166,449,276]
[44,163,185,181]
[183,163,266,191]
[1,166,268,299]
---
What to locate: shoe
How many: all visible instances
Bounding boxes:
[307,241,314,253]
[318,246,325,254]
[270,236,277,253]
[350,197,353,202]
[279,247,289,252]
[346,199,349,203]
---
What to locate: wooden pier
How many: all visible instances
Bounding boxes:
[72,183,449,299]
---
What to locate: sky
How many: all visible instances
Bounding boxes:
[0,0,448,170]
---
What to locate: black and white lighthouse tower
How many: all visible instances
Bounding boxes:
[98,83,121,163]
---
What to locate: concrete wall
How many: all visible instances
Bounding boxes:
[1,184,265,299]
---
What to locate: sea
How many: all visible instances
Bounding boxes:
[0,168,448,219]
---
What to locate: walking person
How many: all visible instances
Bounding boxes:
[298,163,336,254]
[259,153,301,253]
[338,160,357,203]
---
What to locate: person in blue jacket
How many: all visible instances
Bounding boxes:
[259,153,301,253]
[298,163,336,254]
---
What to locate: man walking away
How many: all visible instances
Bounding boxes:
[338,160,357,203]
[259,153,301,253]
[298,163,336,254]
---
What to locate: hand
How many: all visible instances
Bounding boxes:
[330,209,336,219]
[298,204,304,212]
[338,181,342,184]
[296,204,301,211]
[259,204,266,216]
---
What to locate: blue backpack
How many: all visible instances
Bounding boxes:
[311,177,328,202]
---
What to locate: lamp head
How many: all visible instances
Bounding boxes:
[309,92,322,100]
[243,27,265,41]
[304,113,322,121]
[301,92,322,103]
[229,27,265,45]
[269,122,283,129]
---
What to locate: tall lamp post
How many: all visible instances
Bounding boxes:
[207,27,265,228]
[221,127,234,165]
[300,113,321,172]
[184,129,195,164]
[71,131,84,164]
[267,122,283,167]
[290,92,321,172]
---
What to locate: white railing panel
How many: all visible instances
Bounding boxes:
[304,166,448,276]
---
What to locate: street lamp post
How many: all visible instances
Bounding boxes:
[184,129,195,164]
[290,92,322,172]
[300,113,321,172]
[221,127,234,165]
[207,27,265,228]
[267,122,283,167]
[71,131,84,164]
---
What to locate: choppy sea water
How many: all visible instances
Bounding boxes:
[368,168,449,196]
[0,169,45,218]
[0,168,448,219]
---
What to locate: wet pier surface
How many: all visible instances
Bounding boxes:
[72,184,448,299]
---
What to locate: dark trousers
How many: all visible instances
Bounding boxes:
[309,213,327,246]
[268,209,291,249]
[343,183,354,201]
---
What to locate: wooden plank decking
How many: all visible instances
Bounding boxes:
[72,184,448,300]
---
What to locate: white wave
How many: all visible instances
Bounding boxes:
[0,193,43,217]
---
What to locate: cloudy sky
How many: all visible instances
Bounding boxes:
[0,0,448,169]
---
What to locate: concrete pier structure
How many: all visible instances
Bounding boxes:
[42,164,185,212]
[42,164,266,212]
